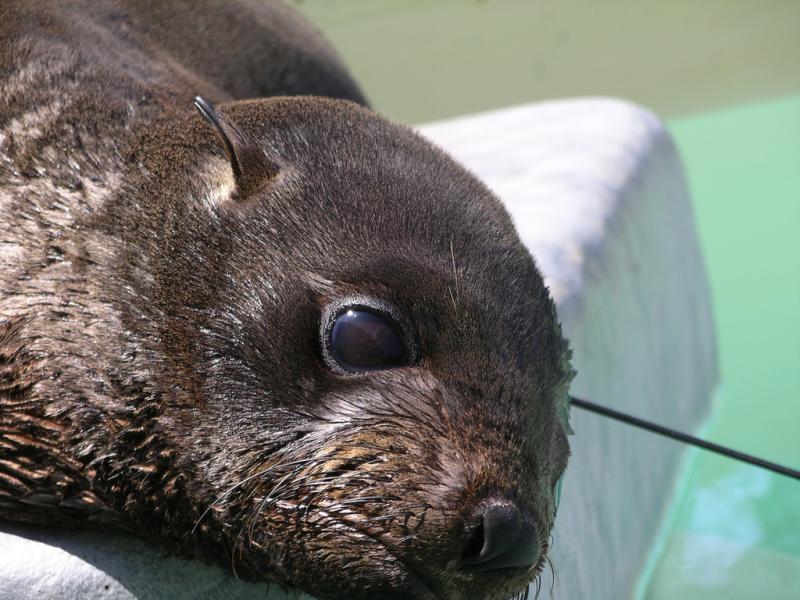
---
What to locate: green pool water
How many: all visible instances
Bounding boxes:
[639,94,800,599]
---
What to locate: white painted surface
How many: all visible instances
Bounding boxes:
[0,98,717,599]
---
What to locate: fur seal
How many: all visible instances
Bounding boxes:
[0,1,573,599]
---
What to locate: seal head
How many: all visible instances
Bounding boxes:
[114,96,574,599]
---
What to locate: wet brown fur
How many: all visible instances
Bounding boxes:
[0,2,572,599]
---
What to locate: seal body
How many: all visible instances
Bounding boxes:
[0,2,573,599]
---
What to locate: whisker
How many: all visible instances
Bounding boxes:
[191,456,320,534]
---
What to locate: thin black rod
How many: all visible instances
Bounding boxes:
[569,396,800,481]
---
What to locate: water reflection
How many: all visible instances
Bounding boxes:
[646,457,800,599]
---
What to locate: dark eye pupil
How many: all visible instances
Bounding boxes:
[330,309,406,372]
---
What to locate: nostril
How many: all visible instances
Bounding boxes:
[460,500,539,572]
[460,519,486,563]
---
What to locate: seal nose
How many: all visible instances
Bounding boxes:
[460,500,539,572]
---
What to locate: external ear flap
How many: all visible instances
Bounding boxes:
[193,96,277,199]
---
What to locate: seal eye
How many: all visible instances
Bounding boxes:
[329,309,407,372]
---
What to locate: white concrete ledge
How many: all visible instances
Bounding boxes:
[0,98,717,600]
